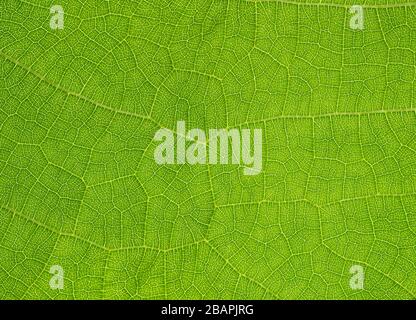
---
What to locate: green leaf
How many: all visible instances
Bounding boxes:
[0,0,416,299]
